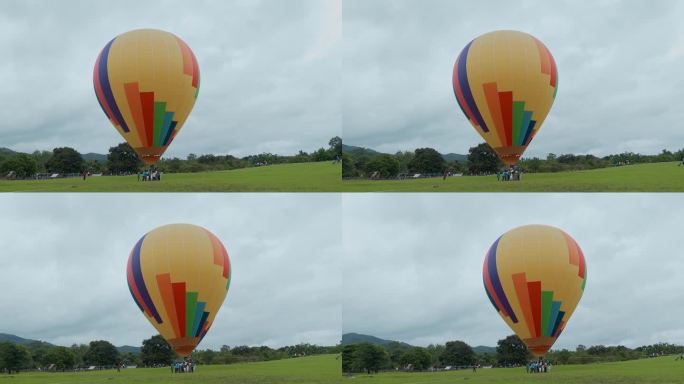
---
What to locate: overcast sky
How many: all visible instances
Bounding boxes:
[343,194,684,350]
[0,194,341,349]
[343,0,684,157]
[0,0,340,158]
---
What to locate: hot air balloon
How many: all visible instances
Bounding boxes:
[94,29,200,165]
[453,30,557,165]
[483,225,586,356]
[127,224,230,357]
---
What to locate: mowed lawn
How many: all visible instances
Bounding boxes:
[0,354,340,384]
[0,162,341,192]
[342,162,684,192]
[345,356,684,384]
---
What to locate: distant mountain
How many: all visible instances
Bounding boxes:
[0,333,54,347]
[82,152,107,163]
[473,345,496,354]
[0,147,15,154]
[343,144,466,163]
[117,345,141,354]
[342,333,412,347]
[0,333,139,354]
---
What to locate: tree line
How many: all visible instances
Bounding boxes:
[0,137,341,178]
[0,335,339,374]
[342,335,684,374]
[343,143,684,179]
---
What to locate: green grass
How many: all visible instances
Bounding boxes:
[346,356,684,384]
[0,354,340,383]
[0,162,341,192]
[342,162,684,192]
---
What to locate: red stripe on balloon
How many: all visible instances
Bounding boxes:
[527,281,542,337]
[140,92,155,147]
[498,91,513,146]
[172,282,186,337]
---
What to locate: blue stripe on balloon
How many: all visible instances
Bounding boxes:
[487,237,518,323]
[195,311,210,337]
[162,121,178,146]
[191,302,206,337]
[457,41,490,132]
[545,300,561,337]
[159,112,175,146]
[522,120,537,146]
[551,310,565,337]
[519,111,533,146]
[98,38,130,132]
[131,235,162,323]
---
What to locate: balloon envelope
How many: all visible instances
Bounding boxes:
[483,225,586,356]
[127,224,230,357]
[94,29,200,165]
[453,30,557,165]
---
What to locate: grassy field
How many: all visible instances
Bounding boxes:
[0,162,341,192]
[342,162,684,192]
[345,356,684,384]
[0,354,340,384]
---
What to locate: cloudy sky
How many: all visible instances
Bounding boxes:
[0,194,341,349]
[343,0,684,157]
[0,0,340,157]
[343,194,684,350]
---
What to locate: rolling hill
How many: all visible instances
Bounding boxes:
[341,333,495,353]
[0,332,140,354]
[343,144,467,163]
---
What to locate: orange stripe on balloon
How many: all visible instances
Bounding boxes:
[482,82,507,147]
[156,273,181,338]
[124,82,148,147]
[175,37,193,77]
[512,273,536,338]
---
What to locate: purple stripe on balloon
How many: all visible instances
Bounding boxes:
[457,41,489,132]
[98,38,130,132]
[131,235,162,323]
[487,237,518,323]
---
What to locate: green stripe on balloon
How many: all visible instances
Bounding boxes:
[153,102,167,146]
[512,101,525,146]
[540,291,553,337]
[185,292,198,337]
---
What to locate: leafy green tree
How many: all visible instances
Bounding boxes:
[83,340,119,367]
[0,342,32,373]
[408,148,445,174]
[495,335,530,366]
[140,335,175,366]
[354,343,389,374]
[399,347,432,371]
[311,148,330,162]
[342,344,357,372]
[366,154,399,178]
[467,143,501,175]
[45,147,84,174]
[342,153,357,177]
[107,142,142,174]
[328,136,342,157]
[45,347,76,371]
[31,150,52,173]
[0,153,37,178]
[440,340,474,367]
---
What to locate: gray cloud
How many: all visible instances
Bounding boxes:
[0,194,341,349]
[0,0,340,157]
[343,0,684,157]
[342,194,684,349]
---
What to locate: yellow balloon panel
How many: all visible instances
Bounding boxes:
[453,30,557,165]
[94,29,200,165]
[483,225,585,356]
[127,224,231,357]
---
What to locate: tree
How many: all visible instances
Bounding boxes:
[399,347,432,371]
[408,148,445,174]
[311,147,330,162]
[354,343,389,374]
[328,136,342,157]
[140,335,175,367]
[45,347,76,371]
[467,143,501,175]
[0,153,37,178]
[83,340,119,367]
[440,341,474,367]
[0,342,31,374]
[45,147,84,174]
[342,344,357,372]
[107,142,142,174]
[366,154,400,178]
[342,153,357,177]
[495,335,530,366]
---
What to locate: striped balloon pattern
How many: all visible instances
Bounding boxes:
[483,225,586,356]
[453,30,557,165]
[127,224,230,357]
[94,29,200,165]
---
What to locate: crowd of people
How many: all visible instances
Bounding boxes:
[138,169,161,181]
[496,168,522,181]
[171,359,195,373]
[526,359,552,373]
